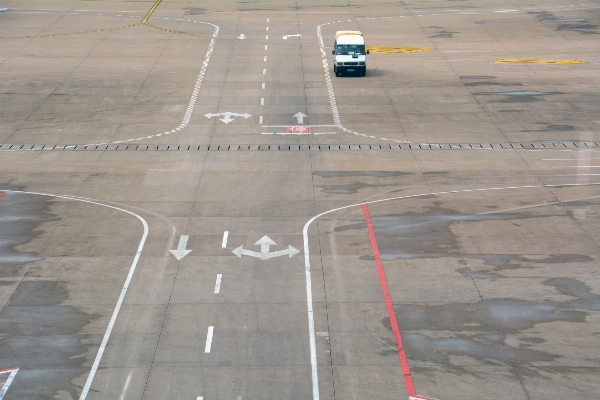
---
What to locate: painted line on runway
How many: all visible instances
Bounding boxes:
[302,181,600,400]
[222,231,229,248]
[205,326,214,353]
[119,372,132,400]
[1,190,149,400]
[0,367,19,399]
[363,203,436,400]
[69,19,219,148]
[215,274,222,294]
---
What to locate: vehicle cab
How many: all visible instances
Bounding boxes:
[332,31,369,76]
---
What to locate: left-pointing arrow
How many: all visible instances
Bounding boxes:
[170,235,192,260]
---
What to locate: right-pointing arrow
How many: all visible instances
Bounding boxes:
[292,112,307,124]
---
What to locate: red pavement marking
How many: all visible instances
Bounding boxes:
[0,191,6,201]
[0,366,19,374]
[286,126,312,133]
[362,203,437,400]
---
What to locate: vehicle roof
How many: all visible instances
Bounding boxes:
[336,34,365,45]
[336,30,363,38]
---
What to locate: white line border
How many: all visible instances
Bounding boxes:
[1,190,149,400]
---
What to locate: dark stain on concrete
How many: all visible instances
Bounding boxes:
[318,182,389,194]
[0,188,100,399]
[460,76,496,80]
[0,188,56,278]
[464,81,522,87]
[557,23,598,33]
[366,207,525,260]
[184,7,207,15]
[381,278,600,375]
[313,171,411,194]
[313,171,410,178]
[521,123,575,133]
[429,30,456,38]
[474,91,558,103]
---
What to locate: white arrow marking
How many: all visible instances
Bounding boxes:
[283,34,302,40]
[204,112,252,124]
[232,235,300,260]
[237,33,246,39]
[293,112,307,124]
[169,235,192,260]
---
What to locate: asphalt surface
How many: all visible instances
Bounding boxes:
[1,0,600,399]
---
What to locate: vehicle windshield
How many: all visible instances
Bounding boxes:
[336,44,365,55]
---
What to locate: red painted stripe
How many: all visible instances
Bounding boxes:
[362,203,417,397]
[0,366,19,374]
[0,191,6,201]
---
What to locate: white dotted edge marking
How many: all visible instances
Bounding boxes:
[64,19,219,149]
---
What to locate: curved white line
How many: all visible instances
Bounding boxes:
[302,181,600,400]
[2,190,149,400]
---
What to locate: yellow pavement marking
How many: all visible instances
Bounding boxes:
[494,59,588,64]
[366,46,431,54]
[1,0,212,40]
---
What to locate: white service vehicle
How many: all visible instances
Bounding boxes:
[332,31,369,76]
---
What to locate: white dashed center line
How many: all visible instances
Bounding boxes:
[222,231,229,248]
[214,274,222,294]
[204,326,214,353]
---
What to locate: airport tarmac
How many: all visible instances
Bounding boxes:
[0,0,599,399]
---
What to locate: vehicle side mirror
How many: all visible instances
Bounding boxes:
[332,50,335,55]
[367,50,370,55]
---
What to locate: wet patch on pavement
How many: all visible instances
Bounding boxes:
[0,188,56,278]
[364,207,525,260]
[0,188,100,398]
[473,91,557,103]
[313,171,411,195]
[521,124,576,133]
[384,278,600,376]
[0,281,100,399]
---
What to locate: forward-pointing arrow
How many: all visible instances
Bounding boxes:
[237,33,247,39]
[292,112,307,124]
[170,235,192,260]
[232,235,300,260]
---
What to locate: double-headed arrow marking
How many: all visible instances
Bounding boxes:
[204,112,252,124]
[232,236,300,260]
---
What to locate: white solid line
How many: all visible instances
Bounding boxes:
[261,98,265,105]
[262,124,337,127]
[222,231,229,248]
[1,191,149,400]
[205,326,214,353]
[302,181,600,400]
[259,116,263,124]
[215,274,222,294]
